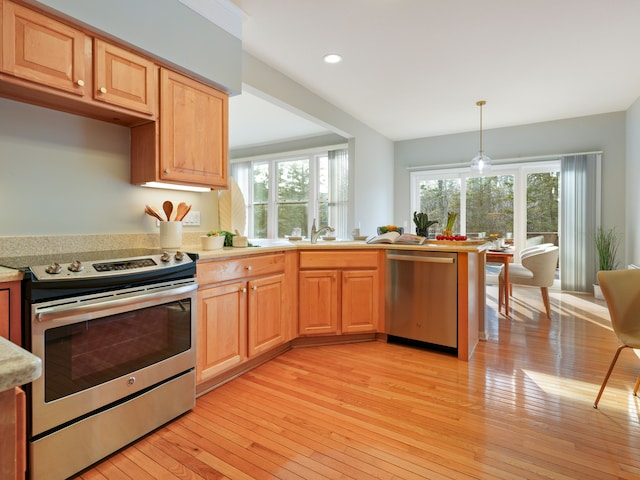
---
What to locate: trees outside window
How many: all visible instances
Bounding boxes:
[276,158,309,238]
[411,161,559,254]
[231,148,348,239]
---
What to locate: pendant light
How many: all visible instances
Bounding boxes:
[470,100,492,173]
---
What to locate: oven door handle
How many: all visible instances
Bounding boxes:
[35,282,198,322]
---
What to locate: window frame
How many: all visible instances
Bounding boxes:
[231,145,348,239]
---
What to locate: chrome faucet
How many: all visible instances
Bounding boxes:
[310,218,335,244]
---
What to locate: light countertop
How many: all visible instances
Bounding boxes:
[0,266,22,283]
[190,238,490,261]
[0,336,42,392]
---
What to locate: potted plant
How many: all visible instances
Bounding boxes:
[201,230,235,250]
[413,211,438,237]
[593,226,620,299]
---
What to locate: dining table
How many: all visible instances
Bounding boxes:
[486,248,515,315]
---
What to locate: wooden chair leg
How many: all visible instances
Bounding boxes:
[540,286,551,318]
[594,345,629,408]
[634,375,640,396]
[498,275,503,313]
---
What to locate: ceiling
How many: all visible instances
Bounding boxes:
[228,0,640,149]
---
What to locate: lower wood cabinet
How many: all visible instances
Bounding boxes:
[196,252,296,385]
[0,280,25,480]
[197,281,246,380]
[298,250,383,336]
[0,387,26,480]
[0,280,21,345]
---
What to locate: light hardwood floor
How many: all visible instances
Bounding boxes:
[75,285,640,479]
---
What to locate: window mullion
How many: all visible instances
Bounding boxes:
[309,154,318,229]
[268,159,278,238]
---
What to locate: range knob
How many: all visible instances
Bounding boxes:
[45,263,62,274]
[175,251,184,261]
[68,260,84,273]
[160,252,171,262]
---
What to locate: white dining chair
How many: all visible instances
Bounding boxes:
[498,245,559,318]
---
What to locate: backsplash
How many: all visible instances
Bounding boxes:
[0,232,208,258]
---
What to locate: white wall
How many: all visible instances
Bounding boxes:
[625,98,640,265]
[240,53,395,235]
[394,112,627,263]
[0,98,218,236]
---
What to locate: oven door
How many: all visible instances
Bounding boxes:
[30,279,197,437]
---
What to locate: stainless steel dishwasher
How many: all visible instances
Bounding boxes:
[385,250,458,349]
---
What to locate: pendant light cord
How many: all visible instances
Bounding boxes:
[477,100,485,156]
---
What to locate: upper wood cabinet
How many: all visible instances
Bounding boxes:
[1,0,87,95]
[93,39,156,116]
[159,68,228,188]
[131,68,228,189]
[0,0,157,125]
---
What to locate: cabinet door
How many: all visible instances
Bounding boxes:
[247,273,285,356]
[298,270,339,335]
[197,281,246,382]
[0,288,8,339]
[342,270,379,333]
[93,39,156,116]
[160,68,228,188]
[2,0,87,95]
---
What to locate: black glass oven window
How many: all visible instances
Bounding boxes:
[43,299,191,402]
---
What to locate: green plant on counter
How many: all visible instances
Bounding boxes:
[413,211,438,231]
[206,230,234,247]
[594,226,619,271]
[206,230,257,248]
[445,211,457,232]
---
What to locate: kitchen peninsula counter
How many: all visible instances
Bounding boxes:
[191,239,487,360]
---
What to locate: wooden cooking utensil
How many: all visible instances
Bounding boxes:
[175,202,191,222]
[162,201,173,222]
[145,205,165,222]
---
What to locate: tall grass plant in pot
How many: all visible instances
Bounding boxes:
[593,226,620,299]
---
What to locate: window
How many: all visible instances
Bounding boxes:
[411,160,560,253]
[231,147,348,239]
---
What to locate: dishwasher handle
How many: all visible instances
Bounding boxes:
[387,253,455,264]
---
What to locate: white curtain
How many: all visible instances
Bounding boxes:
[328,148,349,238]
[560,153,601,291]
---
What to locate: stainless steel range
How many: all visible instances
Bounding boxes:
[3,249,198,480]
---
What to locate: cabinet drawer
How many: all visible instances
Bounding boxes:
[300,250,380,269]
[198,253,286,285]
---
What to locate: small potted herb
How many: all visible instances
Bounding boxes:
[201,230,234,250]
[413,211,438,237]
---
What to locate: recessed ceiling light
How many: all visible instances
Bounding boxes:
[323,53,342,64]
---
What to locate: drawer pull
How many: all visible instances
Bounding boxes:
[241,287,247,293]
[252,285,257,291]
[76,79,85,87]
[98,86,108,94]
[246,265,252,271]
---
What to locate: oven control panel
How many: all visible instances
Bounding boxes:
[30,252,193,281]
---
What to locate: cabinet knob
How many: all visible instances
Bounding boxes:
[252,285,257,291]
[98,87,107,94]
[241,287,247,293]
[76,79,85,87]
[164,168,171,174]
[245,265,252,271]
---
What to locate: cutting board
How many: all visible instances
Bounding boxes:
[218,177,246,234]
